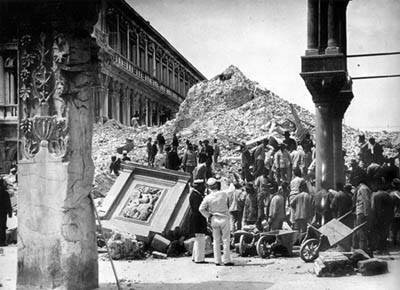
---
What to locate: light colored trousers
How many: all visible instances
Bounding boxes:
[192,233,205,262]
[211,215,231,264]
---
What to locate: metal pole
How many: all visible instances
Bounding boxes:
[89,193,121,290]
[352,74,400,80]
[347,51,400,58]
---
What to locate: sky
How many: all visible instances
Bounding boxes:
[128,0,400,131]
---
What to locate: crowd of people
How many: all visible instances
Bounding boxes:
[187,131,400,265]
[108,130,400,265]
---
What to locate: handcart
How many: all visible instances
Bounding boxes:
[256,229,299,258]
[231,227,260,257]
[232,227,298,258]
[299,211,366,262]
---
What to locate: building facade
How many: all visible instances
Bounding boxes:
[93,0,206,126]
[0,0,206,174]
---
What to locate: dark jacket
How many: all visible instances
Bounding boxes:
[189,188,208,234]
[243,188,258,223]
[371,190,394,225]
[156,134,166,145]
[330,190,353,218]
[291,191,315,222]
[0,184,12,216]
[172,135,179,148]
[166,151,181,170]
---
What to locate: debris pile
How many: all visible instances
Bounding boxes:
[92,65,400,194]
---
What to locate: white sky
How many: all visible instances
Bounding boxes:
[128,0,400,131]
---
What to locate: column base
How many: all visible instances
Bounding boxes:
[305,49,319,56]
[325,46,340,55]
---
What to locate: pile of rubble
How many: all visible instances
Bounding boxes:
[92,65,400,194]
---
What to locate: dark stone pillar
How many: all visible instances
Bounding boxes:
[318,0,328,54]
[326,0,340,54]
[315,104,334,189]
[332,84,353,189]
[332,115,344,188]
[307,0,319,55]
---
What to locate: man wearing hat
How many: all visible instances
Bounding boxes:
[121,150,131,162]
[189,179,208,263]
[283,131,296,153]
[199,177,235,266]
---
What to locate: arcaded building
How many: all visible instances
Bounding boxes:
[93,0,206,126]
[0,0,206,173]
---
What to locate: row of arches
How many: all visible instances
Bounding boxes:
[93,75,174,127]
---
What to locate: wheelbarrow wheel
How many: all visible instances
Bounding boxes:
[239,235,247,257]
[300,238,319,262]
[256,236,270,258]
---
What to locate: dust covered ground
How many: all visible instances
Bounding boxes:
[1,245,400,289]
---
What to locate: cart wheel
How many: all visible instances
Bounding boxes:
[239,235,247,257]
[300,238,319,262]
[256,236,270,258]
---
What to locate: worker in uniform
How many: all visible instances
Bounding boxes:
[199,178,235,266]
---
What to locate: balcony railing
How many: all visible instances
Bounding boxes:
[112,51,184,104]
[0,104,18,121]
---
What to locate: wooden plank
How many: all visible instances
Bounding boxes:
[319,219,353,246]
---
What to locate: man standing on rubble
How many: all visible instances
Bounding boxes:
[156,133,166,154]
[358,135,372,167]
[301,133,314,177]
[199,178,235,266]
[283,131,297,152]
[172,133,179,151]
[254,139,267,178]
[274,143,292,183]
[369,137,384,165]
[193,155,207,183]
[241,143,253,182]
[213,138,220,166]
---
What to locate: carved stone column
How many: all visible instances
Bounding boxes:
[2,1,100,289]
[326,0,340,54]
[307,0,319,55]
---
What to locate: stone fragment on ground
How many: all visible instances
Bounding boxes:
[314,252,355,277]
[151,234,171,253]
[107,232,145,260]
[357,258,388,276]
[152,251,168,259]
[348,249,371,268]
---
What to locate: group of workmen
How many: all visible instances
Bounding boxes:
[186,131,400,265]
[115,129,400,265]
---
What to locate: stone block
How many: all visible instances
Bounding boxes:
[152,251,167,259]
[151,234,171,253]
[349,249,370,268]
[107,232,144,260]
[183,237,195,253]
[314,252,355,277]
[357,258,388,276]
